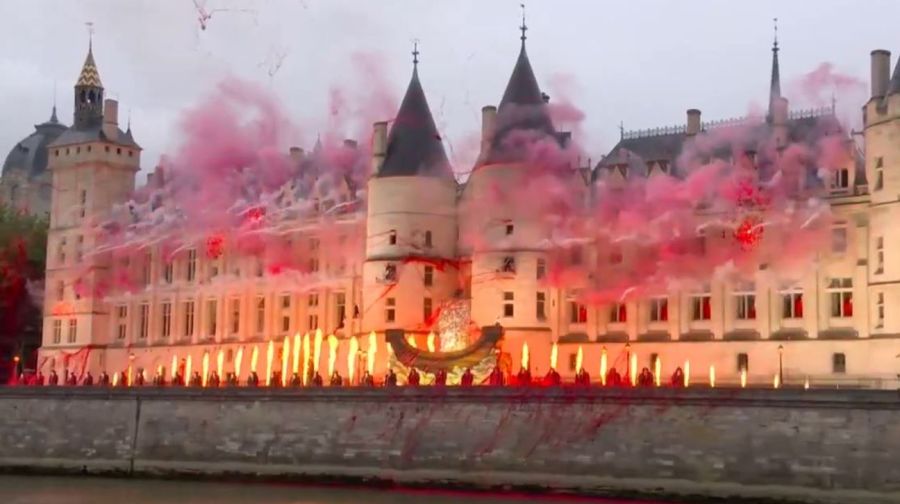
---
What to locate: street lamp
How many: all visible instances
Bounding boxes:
[778,345,784,388]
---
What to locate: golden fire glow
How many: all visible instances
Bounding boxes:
[186,355,193,383]
[654,355,661,387]
[112,372,119,387]
[427,332,435,352]
[550,342,558,370]
[348,336,359,384]
[171,354,178,380]
[521,342,530,370]
[217,350,224,382]
[773,373,780,389]
[292,333,301,375]
[629,352,638,386]
[684,360,691,387]
[302,333,311,385]
[709,365,716,388]
[265,340,274,386]
[313,329,323,372]
[600,347,607,385]
[250,345,259,373]
[127,364,133,387]
[157,364,163,377]
[282,336,290,387]
[328,334,338,377]
[235,347,244,379]
[740,368,747,388]
[367,331,377,375]
[407,335,417,348]
[804,376,810,390]
[575,345,583,372]
[201,351,210,387]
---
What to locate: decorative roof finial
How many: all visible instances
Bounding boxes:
[519,4,528,44]
[619,120,624,140]
[772,17,778,52]
[412,38,420,68]
[86,21,94,52]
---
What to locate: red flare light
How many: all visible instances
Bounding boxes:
[205,234,224,259]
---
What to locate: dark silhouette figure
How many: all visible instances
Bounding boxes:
[461,368,475,386]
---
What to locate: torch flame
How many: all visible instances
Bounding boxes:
[235,346,244,379]
[292,333,301,375]
[127,363,133,387]
[521,342,530,370]
[348,336,359,384]
[185,355,193,383]
[575,345,583,372]
[684,360,691,387]
[367,331,377,375]
[112,372,119,387]
[157,364,163,377]
[282,336,290,387]
[654,355,661,387]
[313,329,323,372]
[709,365,716,388]
[201,351,209,387]
[407,335,417,348]
[600,347,607,385]
[302,332,311,385]
[171,354,178,380]
[427,332,435,352]
[250,345,259,373]
[265,340,274,386]
[804,376,810,390]
[550,342,558,370]
[327,334,338,377]
[629,352,638,386]
[217,349,224,382]
[773,373,780,389]
[740,368,747,388]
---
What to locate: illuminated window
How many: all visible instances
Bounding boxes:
[691,290,711,321]
[782,288,803,319]
[734,283,756,320]
[569,301,587,323]
[649,297,668,322]
[610,303,627,323]
[828,278,853,318]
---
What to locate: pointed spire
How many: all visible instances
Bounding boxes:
[376,55,451,178]
[77,47,103,88]
[50,105,59,124]
[768,18,781,120]
[499,15,543,110]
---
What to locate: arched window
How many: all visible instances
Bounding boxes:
[424,231,433,248]
[88,90,95,104]
[9,184,18,204]
[80,90,86,103]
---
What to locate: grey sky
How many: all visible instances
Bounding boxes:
[1,0,898,177]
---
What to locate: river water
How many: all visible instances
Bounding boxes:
[0,476,674,504]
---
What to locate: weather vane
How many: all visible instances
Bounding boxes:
[773,17,778,49]
[412,38,420,66]
[85,21,95,49]
[520,4,527,42]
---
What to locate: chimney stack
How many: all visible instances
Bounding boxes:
[102,99,119,141]
[686,109,701,136]
[343,139,358,149]
[289,146,304,163]
[372,121,388,175]
[480,105,497,159]
[871,50,891,99]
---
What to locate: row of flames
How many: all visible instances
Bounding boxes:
[522,342,804,389]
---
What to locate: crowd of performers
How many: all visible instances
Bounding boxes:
[14,363,688,389]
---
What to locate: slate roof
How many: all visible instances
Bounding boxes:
[376,65,452,179]
[49,123,141,149]
[1,107,67,179]
[76,47,103,88]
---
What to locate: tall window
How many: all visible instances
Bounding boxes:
[424,230,433,248]
[57,238,66,265]
[186,249,197,282]
[691,291,712,321]
[423,297,433,322]
[161,302,172,339]
[139,303,149,340]
[67,319,77,344]
[79,189,87,218]
[536,258,546,280]
[828,278,853,318]
[649,297,668,322]
[831,225,848,254]
[734,283,756,320]
[280,294,291,334]
[56,281,65,302]
[782,287,803,319]
[75,236,83,262]
[52,320,62,344]
[423,266,434,287]
[388,230,397,245]
[255,296,266,335]
[610,303,627,323]
[335,293,346,326]
[832,353,846,374]
[570,301,587,323]
[501,256,516,273]
[832,168,849,189]
[229,298,240,335]
[385,298,396,323]
[308,293,319,308]
[307,314,319,332]
[163,261,174,284]
[142,251,152,286]
[875,157,884,191]
[736,353,749,372]
[116,305,128,340]
[503,292,514,318]
[183,300,195,338]
[875,237,884,274]
[536,292,546,320]
[207,299,218,337]
[876,292,885,328]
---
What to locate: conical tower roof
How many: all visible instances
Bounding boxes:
[376,60,451,178]
[499,43,544,110]
[889,56,900,96]
[76,45,103,88]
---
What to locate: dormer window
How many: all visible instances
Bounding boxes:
[501,256,516,273]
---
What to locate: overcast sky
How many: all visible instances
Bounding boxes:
[1,0,899,177]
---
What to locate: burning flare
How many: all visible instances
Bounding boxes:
[235,346,244,379]
[427,332,436,352]
[302,332,311,385]
[202,351,210,387]
[709,365,716,388]
[740,368,747,388]
[292,333,301,375]
[629,352,638,386]
[654,355,661,387]
[171,354,178,380]
[186,355,193,383]
[217,349,224,382]
[773,373,781,389]
[804,376,810,390]
[313,329,323,372]
[367,331,377,375]
[348,335,359,384]
[684,360,691,387]
[407,335,417,349]
[112,372,119,387]
[265,340,275,386]
[250,345,259,373]
[328,334,338,377]
[521,342,530,370]
[550,342,558,370]
[600,347,607,385]
[127,363,133,387]
[281,336,290,386]
[575,345,583,372]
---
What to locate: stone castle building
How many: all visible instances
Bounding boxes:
[27,28,900,388]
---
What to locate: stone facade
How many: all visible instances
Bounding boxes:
[1,387,899,504]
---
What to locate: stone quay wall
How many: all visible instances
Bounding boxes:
[1,387,899,504]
